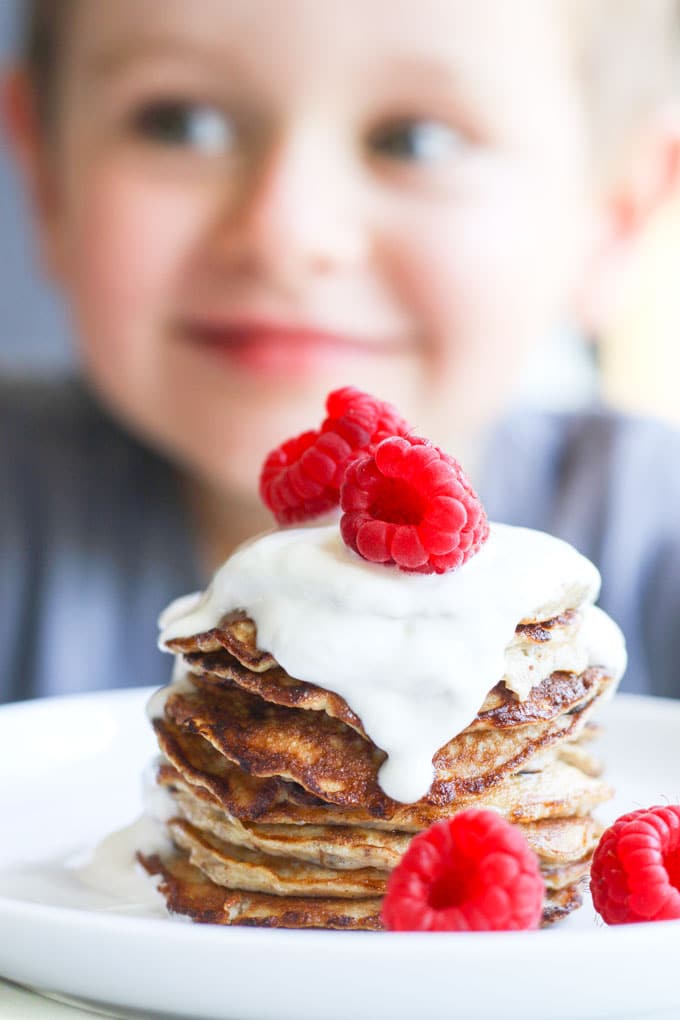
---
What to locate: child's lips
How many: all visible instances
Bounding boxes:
[181,321,410,376]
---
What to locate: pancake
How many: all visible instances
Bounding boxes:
[180,615,599,741]
[521,723,603,777]
[518,816,602,865]
[173,608,592,738]
[139,851,384,930]
[164,682,386,809]
[166,816,594,901]
[169,784,411,870]
[155,718,614,829]
[168,819,390,898]
[165,611,277,670]
[167,609,580,664]
[555,742,603,777]
[162,667,614,812]
[139,851,585,929]
[166,781,602,871]
[542,882,584,925]
[183,651,367,737]
[514,611,577,640]
[540,858,592,892]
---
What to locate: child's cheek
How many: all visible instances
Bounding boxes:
[392,177,584,367]
[381,174,587,431]
[64,158,212,358]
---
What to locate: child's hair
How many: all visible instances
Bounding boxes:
[21,0,680,159]
[24,0,71,129]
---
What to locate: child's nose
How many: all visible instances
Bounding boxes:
[208,131,367,287]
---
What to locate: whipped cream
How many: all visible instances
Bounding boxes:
[146,657,197,721]
[74,815,172,914]
[158,523,626,803]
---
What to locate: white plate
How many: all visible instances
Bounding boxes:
[1,689,680,1020]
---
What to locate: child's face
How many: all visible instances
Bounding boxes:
[33,0,593,495]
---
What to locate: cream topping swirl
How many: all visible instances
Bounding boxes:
[158,523,626,803]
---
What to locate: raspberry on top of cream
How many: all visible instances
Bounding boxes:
[158,388,626,805]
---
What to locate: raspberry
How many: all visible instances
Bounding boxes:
[259,388,410,524]
[340,434,489,573]
[323,386,407,444]
[381,809,544,931]
[590,805,680,924]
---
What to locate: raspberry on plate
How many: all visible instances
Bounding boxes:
[259,388,410,524]
[381,809,545,931]
[590,804,680,924]
[340,434,489,573]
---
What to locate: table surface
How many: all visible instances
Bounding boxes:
[0,979,103,1018]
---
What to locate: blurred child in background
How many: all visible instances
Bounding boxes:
[2,0,680,702]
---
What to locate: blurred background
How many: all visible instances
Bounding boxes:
[1,0,680,420]
[1,0,72,378]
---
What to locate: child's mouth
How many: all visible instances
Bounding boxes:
[182,321,408,377]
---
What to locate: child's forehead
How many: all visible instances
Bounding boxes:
[73,0,572,88]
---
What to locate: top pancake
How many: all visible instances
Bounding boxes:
[166,611,277,669]
[164,606,579,661]
[169,610,584,736]
[172,609,595,741]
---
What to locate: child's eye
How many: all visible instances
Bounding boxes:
[129,100,235,154]
[368,119,463,163]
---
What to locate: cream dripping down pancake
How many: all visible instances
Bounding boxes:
[157,523,626,804]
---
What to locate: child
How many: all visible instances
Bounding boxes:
[2,0,680,703]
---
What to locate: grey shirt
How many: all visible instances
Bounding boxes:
[1,378,679,704]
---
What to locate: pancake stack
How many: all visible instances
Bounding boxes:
[140,601,621,929]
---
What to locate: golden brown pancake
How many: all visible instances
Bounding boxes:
[155,718,613,829]
[165,611,277,669]
[167,778,601,871]
[139,851,384,930]
[541,883,584,925]
[168,818,389,898]
[166,609,579,664]
[169,784,411,870]
[164,682,385,808]
[519,816,602,865]
[173,609,585,739]
[182,641,597,745]
[555,742,603,777]
[162,668,613,812]
[514,611,577,640]
[541,858,592,891]
[183,651,367,736]
[165,816,593,902]
[139,851,584,929]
